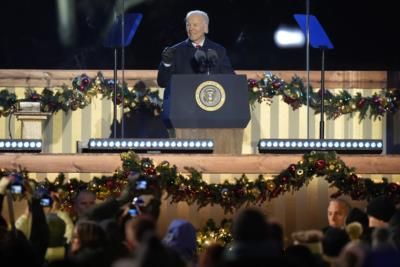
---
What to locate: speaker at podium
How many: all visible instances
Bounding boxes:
[161,74,250,154]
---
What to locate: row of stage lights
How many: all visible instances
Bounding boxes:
[258,139,383,154]
[0,139,42,152]
[87,138,214,153]
[0,138,384,154]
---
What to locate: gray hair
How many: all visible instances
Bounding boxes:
[330,197,351,212]
[185,10,209,25]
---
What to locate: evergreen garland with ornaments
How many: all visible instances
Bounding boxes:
[1,151,399,214]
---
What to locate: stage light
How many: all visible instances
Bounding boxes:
[274,25,305,48]
[79,138,214,153]
[258,139,383,154]
[0,139,42,152]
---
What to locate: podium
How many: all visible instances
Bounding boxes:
[15,102,51,139]
[162,74,250,154]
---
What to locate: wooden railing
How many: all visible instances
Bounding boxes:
[0,69,388,89]
[0,153,399,174]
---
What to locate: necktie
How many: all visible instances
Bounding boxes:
[195,44,201,49]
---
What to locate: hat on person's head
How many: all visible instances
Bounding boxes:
[163,219,197,262]
[366,196,396,222]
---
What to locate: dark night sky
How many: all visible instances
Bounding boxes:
[0,0,399,71]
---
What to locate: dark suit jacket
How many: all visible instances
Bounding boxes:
[157,38,235,88]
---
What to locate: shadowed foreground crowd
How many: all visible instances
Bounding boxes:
[1,175,400,267]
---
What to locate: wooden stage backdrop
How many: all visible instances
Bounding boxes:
[1,69,399,242]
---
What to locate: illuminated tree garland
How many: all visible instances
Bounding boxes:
[1,72,399,120]
[1,151,399,214]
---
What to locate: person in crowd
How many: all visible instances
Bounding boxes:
[113,233,187,267]
[198,242,225,267]
[221,208,283,267]
[321,227,350,266]
[163,218,198,266]
[335,240,370,267]
[366,196,396,228]
[371,227,397,251]
[345,207,371,243]
[388,209,400,250]
[68,220,110,267]
[124,215,157,254]
[0,175,49,267]
[72,190,97,223]
[0,176,11,228]
[157,10,234,88]
[291,229,324,255]
[323,198,351,232]
[15,188,74,264]
[284,244,318,267]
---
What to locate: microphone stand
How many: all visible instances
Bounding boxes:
[112,0,126,138]
[120,0,125,138]
[112,11,118,138]
[319,46,327,140]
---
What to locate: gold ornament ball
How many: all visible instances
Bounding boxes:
[266,180,276,192]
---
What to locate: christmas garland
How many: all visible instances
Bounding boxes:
[1,151,399,214]
[248,72,400,121]
[0,72,163,117]
[1,72,399,121]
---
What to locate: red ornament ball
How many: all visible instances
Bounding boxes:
[314,159,326,170]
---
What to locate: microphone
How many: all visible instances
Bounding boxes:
[194,49,207,73]
[206,49,219,67]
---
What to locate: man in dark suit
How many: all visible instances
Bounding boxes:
[157,10,235,88]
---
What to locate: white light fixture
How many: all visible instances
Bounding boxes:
[0,139,42,152]
[258,139,383,154]
[83,138,214,153]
